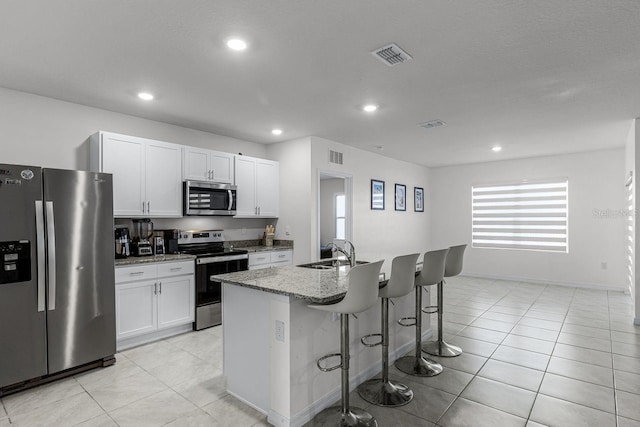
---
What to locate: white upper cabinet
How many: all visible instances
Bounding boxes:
[90,132,182,218]
[182,146,234,184]
[234,156,279,218]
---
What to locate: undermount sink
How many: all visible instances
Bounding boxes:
[297,259,368,269]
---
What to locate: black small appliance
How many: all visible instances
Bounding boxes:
[114,226,130,259]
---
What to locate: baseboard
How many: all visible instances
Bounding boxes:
[462,273,627,293]
[116,323,193,351]
[288,329,434,427]
[227,389,269,416]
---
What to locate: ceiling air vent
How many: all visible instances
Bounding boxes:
[371,43,413,66]
[329,150,344,165]
[418,120,447,130]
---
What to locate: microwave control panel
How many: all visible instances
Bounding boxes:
[0,240,31,284]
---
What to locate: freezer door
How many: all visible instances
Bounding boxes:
[43,169,116,374]
[0,164,48,388]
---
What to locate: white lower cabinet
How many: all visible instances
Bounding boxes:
[115,260,195,349]
[248,250,293,270]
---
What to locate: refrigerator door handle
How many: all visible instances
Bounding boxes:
[35,200,46,312]
[45,201,56,311]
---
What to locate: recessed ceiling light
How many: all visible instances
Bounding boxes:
[227,38,248,51]
[137,92,154,101]
[271,129,283,136]
[492,145,502,152]
[363,104,378,113]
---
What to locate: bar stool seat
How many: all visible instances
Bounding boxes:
[394,249,448,377]
[423,244,467,357]
[357,253,420,407]
[308,260,384,427]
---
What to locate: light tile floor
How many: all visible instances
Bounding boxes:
[1,277,639,426]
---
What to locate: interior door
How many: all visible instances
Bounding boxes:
[0,164,47,388]
[43,169,116,374]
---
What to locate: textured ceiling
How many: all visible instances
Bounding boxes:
[0,0,639,166]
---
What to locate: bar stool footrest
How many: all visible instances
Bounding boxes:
[316,353,343,372]
[421,305,438,314]
[360,333,383,347]
[398,316,416,327]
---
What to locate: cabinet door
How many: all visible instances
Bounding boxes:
[116,280,157,340]
[145,141,182,217]
[256,159,279,217]
[210,151,235,184]
[234,156,257,216]
[157,276,195,330]
[183,147,210,181]
[101,134,145,217]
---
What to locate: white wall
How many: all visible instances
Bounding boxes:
[310,137,432,269]
[431,148,626,290]
[319,178,345,246]
[0,87,266,170]
[267,138,313,264]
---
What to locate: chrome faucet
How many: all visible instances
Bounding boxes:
[328,240,356,268]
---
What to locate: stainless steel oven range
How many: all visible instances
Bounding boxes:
[178,230,248,330]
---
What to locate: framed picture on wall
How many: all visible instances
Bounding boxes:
[414,187,424,212]
[395,184,406,211]
[371,179,385,210]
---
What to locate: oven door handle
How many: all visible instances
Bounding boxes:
[197,254,249,264]
[228,190,234,212]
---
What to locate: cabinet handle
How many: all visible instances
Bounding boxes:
[278,254,286,258]
[208,170,211,180]
[211,169,214,180]
[147,201,150,214]
[154,282,157,295]
[258,206,261,215]
[169,267,182,271]
[129,271,145,276]
[159,281,162,294]
[142,201,145,214]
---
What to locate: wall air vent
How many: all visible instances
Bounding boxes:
[329,150,344,165]
[371,43,412,66]
[418,120,447,130]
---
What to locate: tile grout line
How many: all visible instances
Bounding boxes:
[433,280,538,425]
[523,283,575,424]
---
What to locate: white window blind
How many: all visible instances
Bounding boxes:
[472,180,568,252]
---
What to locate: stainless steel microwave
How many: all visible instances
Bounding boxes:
[183,180,237,216]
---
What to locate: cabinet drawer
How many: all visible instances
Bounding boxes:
[249,252,271,267]
[115,264,157,284]
[157,261,195,278]
[270,250,292,264]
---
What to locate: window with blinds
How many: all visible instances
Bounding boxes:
[472,180,568,252]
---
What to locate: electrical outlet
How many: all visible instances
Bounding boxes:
[275,320,285,342]
[332,312,339,322]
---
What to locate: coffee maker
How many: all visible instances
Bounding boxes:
[131,219,154,256]
[114,226,131,259]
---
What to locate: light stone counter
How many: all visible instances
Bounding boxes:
[114,254,196,266]
[212,264,351,303]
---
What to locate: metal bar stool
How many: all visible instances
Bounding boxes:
[423,244,467,357]
[357,253,420,407]
[394,249,448,377]
[308,260,384,427]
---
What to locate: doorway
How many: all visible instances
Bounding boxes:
[317,170,353,260]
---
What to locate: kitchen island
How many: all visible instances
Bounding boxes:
[213,262,432,427]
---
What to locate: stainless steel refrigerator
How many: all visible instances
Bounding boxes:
[0,164,116,392]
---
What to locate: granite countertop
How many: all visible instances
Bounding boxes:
[241,246,293,253]
[213,265,352,303]
[115,254,196,266]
